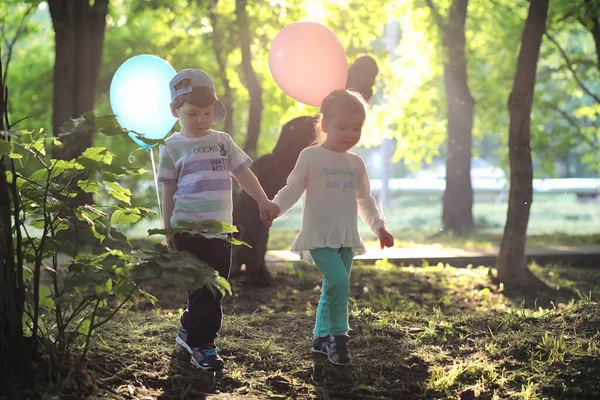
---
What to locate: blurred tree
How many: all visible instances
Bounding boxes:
[236,0,262,158]
[425,0,475,233]
[48,0,109,161]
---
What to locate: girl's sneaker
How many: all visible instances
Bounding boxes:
[175,323,193,354]
[311,336,330,355]
[190,344,224,371]
[328,335,350,366]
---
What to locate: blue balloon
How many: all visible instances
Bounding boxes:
[110,55,177,148]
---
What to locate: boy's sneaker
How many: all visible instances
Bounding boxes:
[311,336,330,355]
[328,335,350,366]
[175,323,193,354]
[190,344,224,371]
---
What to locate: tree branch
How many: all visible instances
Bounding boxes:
[92,282,141,330]
[1,3,37,85]
[550,104,599,150]
[545,32,600,104]
[424,0,446,30]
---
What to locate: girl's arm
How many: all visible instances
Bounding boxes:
[273,152,308,216]
[356,158,386,234]
[356,158,394,248]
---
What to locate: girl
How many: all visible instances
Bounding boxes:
[267,89,394,365]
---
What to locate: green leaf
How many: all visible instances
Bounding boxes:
[8,153,23,159]
[78,179,101,194]
[139,289,158,306]
[94,114,121,130]
[79,146,114,165]
[29,168,49,185]
[79,204,107,220]
[95,278,113,296]
[78,319,91,335]
[39,285,55,310]
[111,208,141,225]
[226,237,251,248]
[53,220,70,233]
[148,219,238,237]
[61,116,95,136]
[50,159,80,179]
[0,141,11,156]
[29,219,46,229]
[92,224,107,242]
[108,227,129,243]
[31,138,46,156]
[106,181,131,204]
[114,280,137,301]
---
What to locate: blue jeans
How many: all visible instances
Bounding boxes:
[309,247,354,337]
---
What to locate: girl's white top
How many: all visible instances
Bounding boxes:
[273,145,385,262]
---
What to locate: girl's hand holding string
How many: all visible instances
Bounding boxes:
[377,227,394,250]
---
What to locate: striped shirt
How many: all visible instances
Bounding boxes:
[157,130,252,228]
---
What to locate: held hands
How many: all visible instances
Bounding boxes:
[259,199,280,227]
[377,227,394,250]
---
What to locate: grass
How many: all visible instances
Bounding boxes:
[19,260,600,400]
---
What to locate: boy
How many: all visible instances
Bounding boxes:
[158,68,279,370]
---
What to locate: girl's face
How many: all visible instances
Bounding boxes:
[171,102,214,137]
[322,111,365,152]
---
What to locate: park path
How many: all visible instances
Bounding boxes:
[266,245,600,267]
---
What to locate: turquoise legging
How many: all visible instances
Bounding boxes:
[309,247,354,337]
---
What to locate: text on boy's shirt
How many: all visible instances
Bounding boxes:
[192,143,228,157]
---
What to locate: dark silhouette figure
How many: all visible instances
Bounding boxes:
[232,55,379,286]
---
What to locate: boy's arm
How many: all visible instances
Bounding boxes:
[162,183,177,248]
[233,168,279,218]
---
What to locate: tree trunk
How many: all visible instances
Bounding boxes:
[48,0,108,210]
[208,0,234,134]
[0,159,27,388]
[441,0,474,232]
[235,0,262,158]
[582,0,600,68]
[497,0,549,286]
[427,0,475,232]
[0,62,29,390]
[48,0,108,160]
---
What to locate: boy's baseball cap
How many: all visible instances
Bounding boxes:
[169,68,226,125]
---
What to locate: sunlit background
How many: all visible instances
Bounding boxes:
[2,0,599,240]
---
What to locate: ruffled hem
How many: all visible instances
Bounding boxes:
[289,224,366,264]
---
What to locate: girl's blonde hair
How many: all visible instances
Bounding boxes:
[313,89,368,145]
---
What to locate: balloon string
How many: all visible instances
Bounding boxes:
[128,146,145,163]
[149,147,164,228]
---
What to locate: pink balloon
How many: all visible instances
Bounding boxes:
[269,21,348,107]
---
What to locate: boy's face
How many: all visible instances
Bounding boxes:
[322,112,364,152]
[171,102,214,136]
